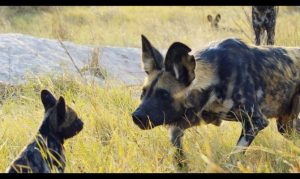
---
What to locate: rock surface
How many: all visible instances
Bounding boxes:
[0,33,147,86]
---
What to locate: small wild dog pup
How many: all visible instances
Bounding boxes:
[132,35,300,169]
[207,14,221,29]
[6,90,84,173]
[207,14,243,34]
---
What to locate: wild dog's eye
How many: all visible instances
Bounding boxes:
[156,89,171,99]
[163,91,170,98]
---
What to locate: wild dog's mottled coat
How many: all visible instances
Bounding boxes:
[6,90,83,173]
[132,35,300,169]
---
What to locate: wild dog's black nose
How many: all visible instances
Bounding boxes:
[132,108,146,127]
[76,119,84,131]
[132,112,143,125]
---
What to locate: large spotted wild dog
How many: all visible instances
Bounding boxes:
[6,90,84,173]
[252,6,278,45]
[132,35,300,168]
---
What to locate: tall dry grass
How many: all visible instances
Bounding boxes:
[1,6,299,47]
[1,6,300,173]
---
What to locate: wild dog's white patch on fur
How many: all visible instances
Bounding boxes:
[223,99,234,109]
[232,137,249,153]
[190,60,218,91]
[189,76,219,90]
[200,92,217,113]
[226,84,235,98]
[224,70,237,100]
[256,88,264,100]
[205,99,233,113]
[237,137,249,147]
[173,64,180,80]
[44,110,52,120]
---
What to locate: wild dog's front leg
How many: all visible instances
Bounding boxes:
[252,19,262,46]
[266,25,275,45]
[225,105,269,170]
[169,126,188,171]
[233,104,269,154]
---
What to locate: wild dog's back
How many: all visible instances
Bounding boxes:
[250,45,300,118]
[192,38,300,119]
[6,138,51,173]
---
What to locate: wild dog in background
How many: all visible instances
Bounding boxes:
[207,14,244,34]
[207,14,221,29]
[6,90,84,173]
[252,6,278,45]
[132,35,300,170]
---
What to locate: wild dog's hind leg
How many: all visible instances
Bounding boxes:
[289,94,300,134]
[233,104,269,154]
[277,94,300,139]
[170,126,188,171]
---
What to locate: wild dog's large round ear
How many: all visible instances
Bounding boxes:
[164,42,196,86]
[207,15,213,22]
[141,34,164,74]
[57,96,66,126]
[215,14,221,22]
[41,89,56,111]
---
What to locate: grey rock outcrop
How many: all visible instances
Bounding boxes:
[0,33,146,86]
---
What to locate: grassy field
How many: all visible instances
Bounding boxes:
[0,6,299,48]
[1,6,300,173]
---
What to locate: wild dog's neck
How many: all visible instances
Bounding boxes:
[37,129,65,146]
[45,134,65,172]
[34,133,65,172]
[36,121,66,172]
[172,90,202,128]
[38,121,65,145]
[184,107,202,125]
[170,107,201,129]
[173,85,216,129]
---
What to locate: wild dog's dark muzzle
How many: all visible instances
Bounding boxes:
[132,107,151,130]
[60,119,84,139]
[75,119,84,132]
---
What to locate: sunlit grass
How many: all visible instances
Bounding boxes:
[1,75,300,173]
[1,6,300,173]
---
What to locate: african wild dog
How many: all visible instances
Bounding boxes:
[252,6,278,45]
[132,35,300,169]
[6,90,84,173]
[207,14,221,29]
[207,14,244,34]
